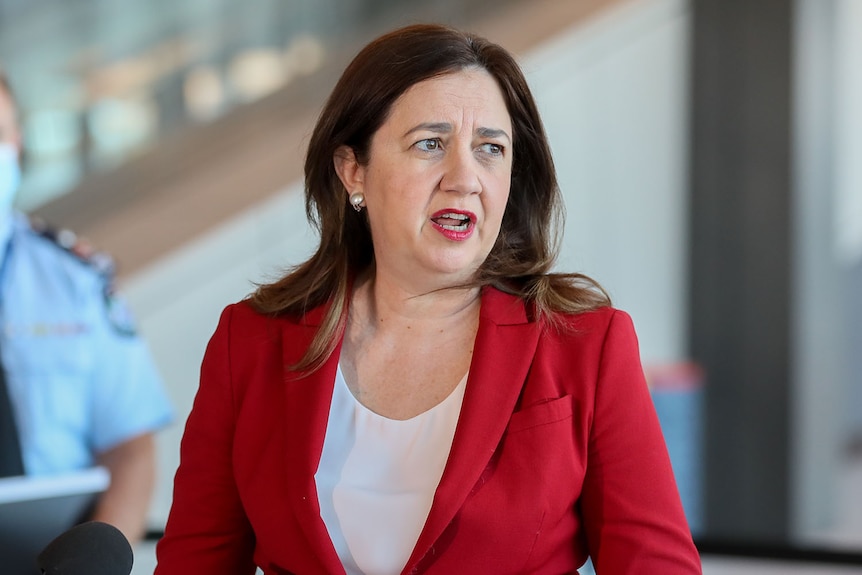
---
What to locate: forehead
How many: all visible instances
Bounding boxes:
[386,68,512,129]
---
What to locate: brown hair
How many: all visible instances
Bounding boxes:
[251,24,610,372]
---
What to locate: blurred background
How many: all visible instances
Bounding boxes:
[2,0,861,572]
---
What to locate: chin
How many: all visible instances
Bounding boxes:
[435,264,482,284]
[421,249,487,282]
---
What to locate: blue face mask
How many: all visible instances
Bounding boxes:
[0,142,21,213]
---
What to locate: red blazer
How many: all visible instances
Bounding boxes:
[155,287,702,574]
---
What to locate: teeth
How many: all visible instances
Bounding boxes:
[433,212,471,232]
[440,222,470,231]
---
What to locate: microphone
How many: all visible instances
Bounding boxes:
[36,521,133,575]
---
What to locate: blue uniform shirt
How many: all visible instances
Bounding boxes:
[0,212,173,476]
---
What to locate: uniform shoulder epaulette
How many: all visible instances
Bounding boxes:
[28,216,116,279]
[28,216,138,337]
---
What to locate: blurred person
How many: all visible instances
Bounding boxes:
[0,68,173,543]
[155,24,701,574]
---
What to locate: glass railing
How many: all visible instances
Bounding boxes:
[0,0,515,210]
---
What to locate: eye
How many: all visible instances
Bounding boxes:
[415,138,442,152]
[479,142,504,156]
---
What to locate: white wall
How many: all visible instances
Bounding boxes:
[524,0,690,364]
[791,0,862,545]
[123,184,317,523]
[122,0,692,528]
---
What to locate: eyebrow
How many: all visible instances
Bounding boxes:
[477,127,511,143]
[405,122,512,143]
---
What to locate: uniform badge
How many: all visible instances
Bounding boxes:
[104,290,138,337]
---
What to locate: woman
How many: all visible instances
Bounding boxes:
[155,24,702,574]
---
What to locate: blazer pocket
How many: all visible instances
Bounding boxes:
[506,395,573,434]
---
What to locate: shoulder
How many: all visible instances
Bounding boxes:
[558,305,631,333]
[215,299,314,339]
[209,300,331,370]
[481,286,637,353]
[204,300,318,376]
[539,306,639,358]
[480,286,628,335]
[219,300,269,330]
[12,215,139,336]
[227,298,328,326]
[14,214,115,279]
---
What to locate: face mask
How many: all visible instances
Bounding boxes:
[0,142,21,213]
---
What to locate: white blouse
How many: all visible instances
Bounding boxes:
[314,364,467,575]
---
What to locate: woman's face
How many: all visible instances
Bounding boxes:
[340,68,513,290]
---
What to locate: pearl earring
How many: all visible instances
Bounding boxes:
[349,192,365,212]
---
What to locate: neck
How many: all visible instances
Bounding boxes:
[351,269,481,328]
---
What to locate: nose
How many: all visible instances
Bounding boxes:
[439,147,482,195]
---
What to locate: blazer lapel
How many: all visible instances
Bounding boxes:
[280,306,346,574]
[404,288,541,572]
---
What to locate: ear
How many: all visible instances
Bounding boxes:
[333,145,364,196]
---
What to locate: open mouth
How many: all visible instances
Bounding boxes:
[431,212,472,232]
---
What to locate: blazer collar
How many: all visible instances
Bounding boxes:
[279,287,540,574]
[405,287,540,572]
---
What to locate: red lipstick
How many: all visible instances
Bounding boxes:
[430,209,476,241]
